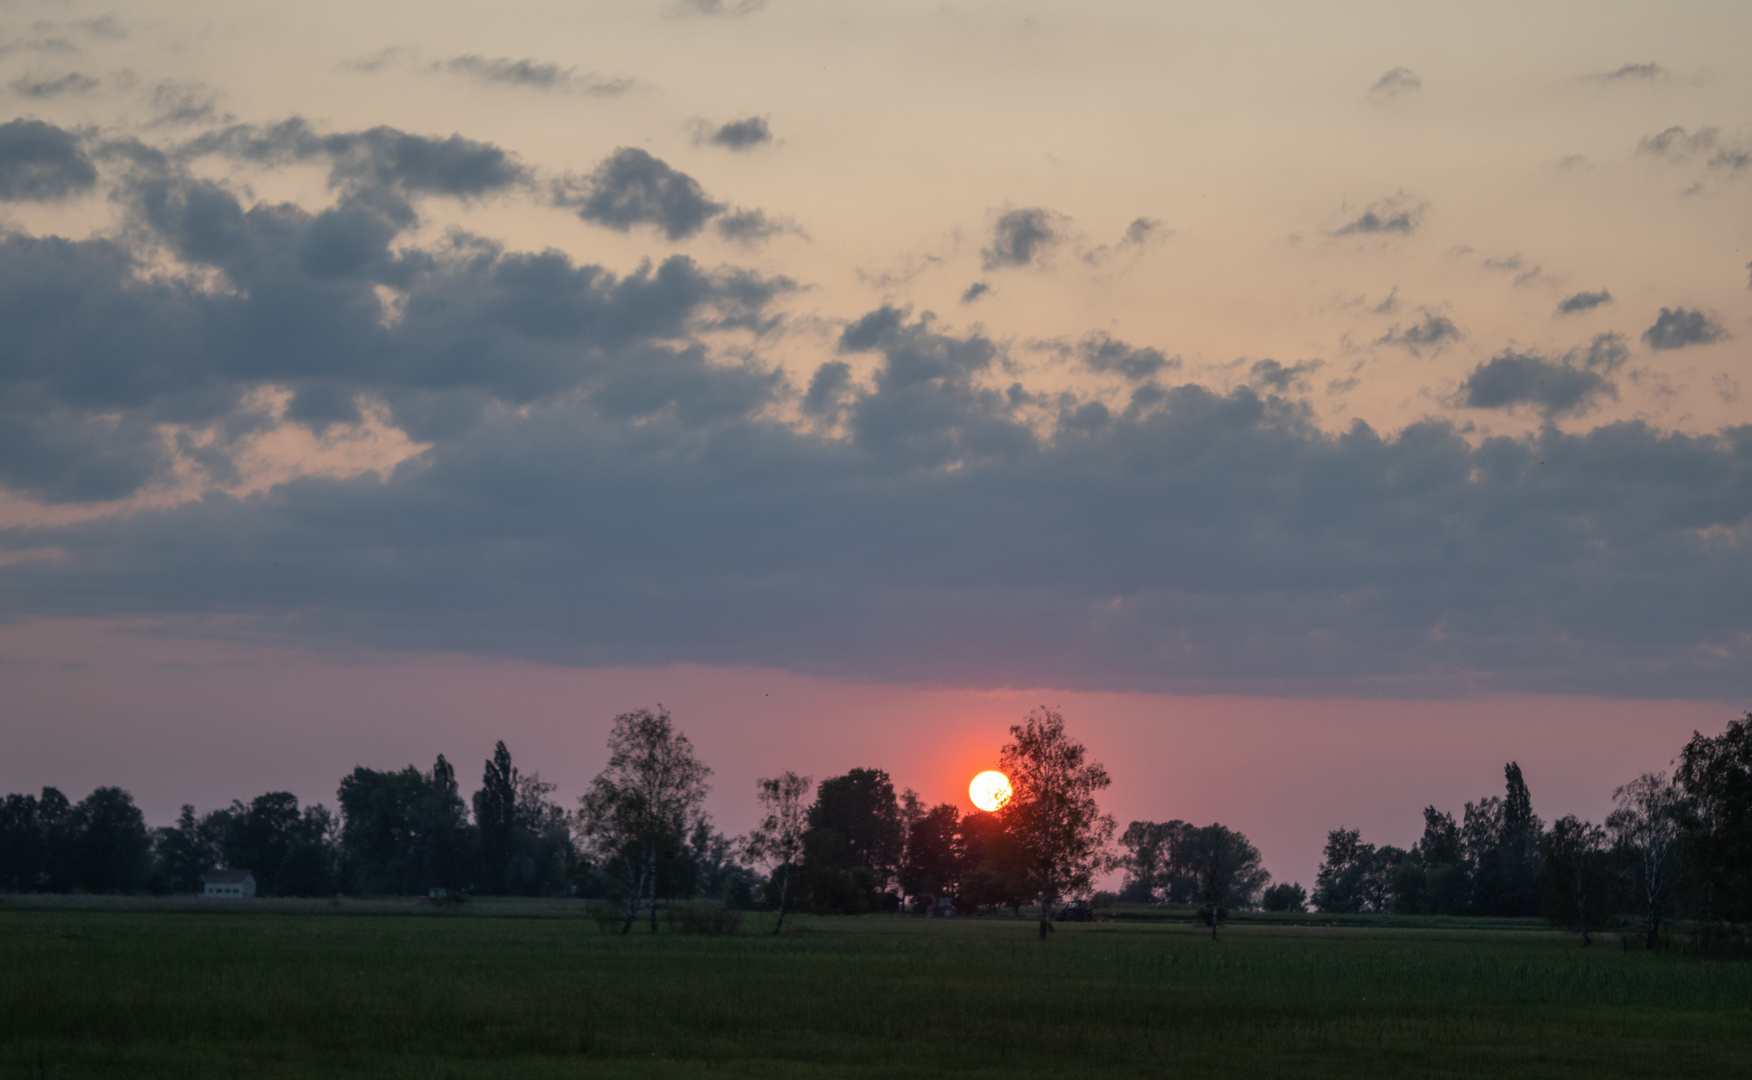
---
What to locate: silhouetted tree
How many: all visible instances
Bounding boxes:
[1607,772,1686,949]
[338,756,471,895]
[801,768,903,910]
[0,788,72,892]
[744,771,811,934]
[150,805,212,893]
[1182,823,1270,939]
[1540,815,1613,945]
[997,707,1116,938]
[1473,763,1543,916]
[67,787,152,894]
[1262,882,1308,912]
[900,802,960,901]
[1675,713,1752,925]
[475,741,518,892]
[1400,806,1470,915]
[1313,828,1374,913]
[1118,820,1191,903]
[577,707,712,934]
[957,808,1034,914]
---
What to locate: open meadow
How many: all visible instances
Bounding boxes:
[3,900,1748,1079]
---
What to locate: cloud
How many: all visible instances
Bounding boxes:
[714,207,801,245]
[1638,126,1717,160]
[1596,62,1664,81]
[960,282,989,305]
[1,114,1749,701]
[1082,216,1169,264]
[340,47,416,74]
[697,116,772,151]
[674,0,766,15]
[149,81,230,127]
[435,55,631,96]
[1332,194,1426,237]
[1642,307,1727,350]
[1368,68,1421,100]
[1459,336,1627,418]
[1248,358,1323,393]
[802,360,852,417]
[1076,333,1176,381]
[982,207,1063,270]
[0,119,98,200]
[554,147,724,240]
[1556,290,1612,315]
[1376,312,1460,354]
[10,72,100,98]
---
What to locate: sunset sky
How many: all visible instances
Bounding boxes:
[0,0,1748,889]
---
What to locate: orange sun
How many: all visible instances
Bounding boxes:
[969,770,1012,812]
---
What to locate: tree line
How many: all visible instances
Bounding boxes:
[0,705,1113,939]
[4,707,1749,947]
[1287,715,1752,947]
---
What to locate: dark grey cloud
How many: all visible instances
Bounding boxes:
[1377,312,1460,354]
[1077,333,1176,381]
[555,147,724,241]
[1598,62,1664,81]
[1557,290,1612,315]
[1368,68,1421,99]
[960,282,989,305]
[802,359,852,417]
[10,72,99,98]
[1333,194,1425,237]
[1248,358,1323,393]
[982,207,1062,270]
[699,116,772,151]
[0,119,98,200]
[0,118,1748,700]
[1643,307,1727,350]
[182,119,530,229]
[1460,336,1627,418]
[0,144,790,501]
[715,207,798,245]
[436,55,631,96]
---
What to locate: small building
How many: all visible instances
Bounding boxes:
[201,869,257,898]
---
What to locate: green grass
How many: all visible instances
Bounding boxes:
[2,900,1748,1079]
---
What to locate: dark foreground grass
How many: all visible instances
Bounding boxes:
[2,904,1748,1079]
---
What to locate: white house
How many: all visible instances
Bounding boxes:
[200,869,257,898]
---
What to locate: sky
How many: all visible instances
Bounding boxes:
[0,0,1748,890]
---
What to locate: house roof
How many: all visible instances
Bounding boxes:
[201,869,254,883]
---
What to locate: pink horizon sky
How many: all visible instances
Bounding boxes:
[2,618,1738,891]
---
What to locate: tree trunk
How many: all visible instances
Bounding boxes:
[647,846,659,933]
[773,863,790,935]
[1037,875,1054,939]
[620,859,642,935]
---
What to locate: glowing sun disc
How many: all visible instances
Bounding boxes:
[969,770,1012,812]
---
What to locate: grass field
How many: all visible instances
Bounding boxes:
[2,899,1748,1079]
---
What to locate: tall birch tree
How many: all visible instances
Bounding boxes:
[576,707,711,934]
[1606,772,1686,950]
[997,707,1115,939]
[743,771,811,934]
